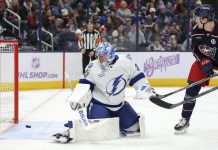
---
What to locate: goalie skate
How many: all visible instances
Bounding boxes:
[174,118,190,135]
[52,130,72,143]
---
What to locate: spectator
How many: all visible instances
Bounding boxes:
[88,1,100,17]
[55,24,79,52]
[147,35,164,51]
[123,18,132,36]
[173,0,184,15]
[146,0,159,13]
[115,0,124,10]
[52,17,64,36]
[147,7,158,24]
[100,25,109,42]
[128,0,137,10]
[161,22,181,47]
[162,0,173,11]
[116,1,132,22]
[94,19,101,31]
[111,23,129,47]
[110,9,124,30]
[0,0,10,19]
[128,25,146,49]
[100,10,111,25]
[104,16,115,36]
[62,10,78,33]
[157,3,174,30]
[144,23,161,47]
[75,3,86,28]
[43,7,54,30]
[18,0,35,20]
[166,35,184,51]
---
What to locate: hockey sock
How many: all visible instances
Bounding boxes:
[182,85,201,118]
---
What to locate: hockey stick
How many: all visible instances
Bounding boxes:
[65,72,90,129]
[156,73,218,99]
[65,72,74,92]
[149,86,218,109]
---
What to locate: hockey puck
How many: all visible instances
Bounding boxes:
[26,125,31,128]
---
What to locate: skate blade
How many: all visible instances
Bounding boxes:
[174,128,188,135]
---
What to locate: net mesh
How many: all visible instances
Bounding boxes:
[0,42,16,123]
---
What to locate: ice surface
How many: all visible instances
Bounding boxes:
[0,87,218,150]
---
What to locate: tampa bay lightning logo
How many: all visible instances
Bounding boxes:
[106,74,126,96]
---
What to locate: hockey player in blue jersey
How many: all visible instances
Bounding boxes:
[174,4,218,134]
[52,42,156,143]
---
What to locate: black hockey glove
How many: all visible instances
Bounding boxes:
[200,59,214,76]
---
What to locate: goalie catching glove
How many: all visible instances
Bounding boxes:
[134,85,156,99]
[67,84,92,111]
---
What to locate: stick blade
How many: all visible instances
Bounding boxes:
[149,96,172,109]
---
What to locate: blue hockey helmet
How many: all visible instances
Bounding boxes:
[96,42,115,70]
[194,4,215,21]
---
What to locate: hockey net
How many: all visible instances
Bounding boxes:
[0,40,18,126]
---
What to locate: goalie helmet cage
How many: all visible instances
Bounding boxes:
[0,40,18,124]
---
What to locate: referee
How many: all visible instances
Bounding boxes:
[78,19,102,73]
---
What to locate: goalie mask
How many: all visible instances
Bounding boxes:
[96,42,115,70]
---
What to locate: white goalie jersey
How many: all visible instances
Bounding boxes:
[79,54,151,109]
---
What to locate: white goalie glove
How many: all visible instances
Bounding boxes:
[67,84,92,111]
[134,85,156,100]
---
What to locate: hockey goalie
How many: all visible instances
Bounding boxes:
[52,42,156,143]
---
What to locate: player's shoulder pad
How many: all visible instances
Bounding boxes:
[116,54,131,63]
[117,54,135,67]
[117,54,132,60]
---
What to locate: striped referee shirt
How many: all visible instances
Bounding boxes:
[78,29,102,50]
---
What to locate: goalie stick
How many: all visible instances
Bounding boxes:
[156,73,218,99]
[65,72,74,92]
[65,72,90,129]
[149,86,218,109]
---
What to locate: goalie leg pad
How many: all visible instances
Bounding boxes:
[116,101,139,131]
[123,114,145,138]
[139,114,145,138]
[69,117,120,142]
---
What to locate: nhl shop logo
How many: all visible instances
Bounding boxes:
[32,57,40,69]
[211,39,216,44]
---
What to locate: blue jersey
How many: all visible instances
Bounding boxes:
[191,20,218,66]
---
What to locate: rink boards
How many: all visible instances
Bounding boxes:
[6,52,218,90]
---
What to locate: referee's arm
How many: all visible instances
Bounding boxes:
[93,30,102,50]
[78,32,84,50]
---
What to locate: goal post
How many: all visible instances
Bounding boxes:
[0,40,19,124]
